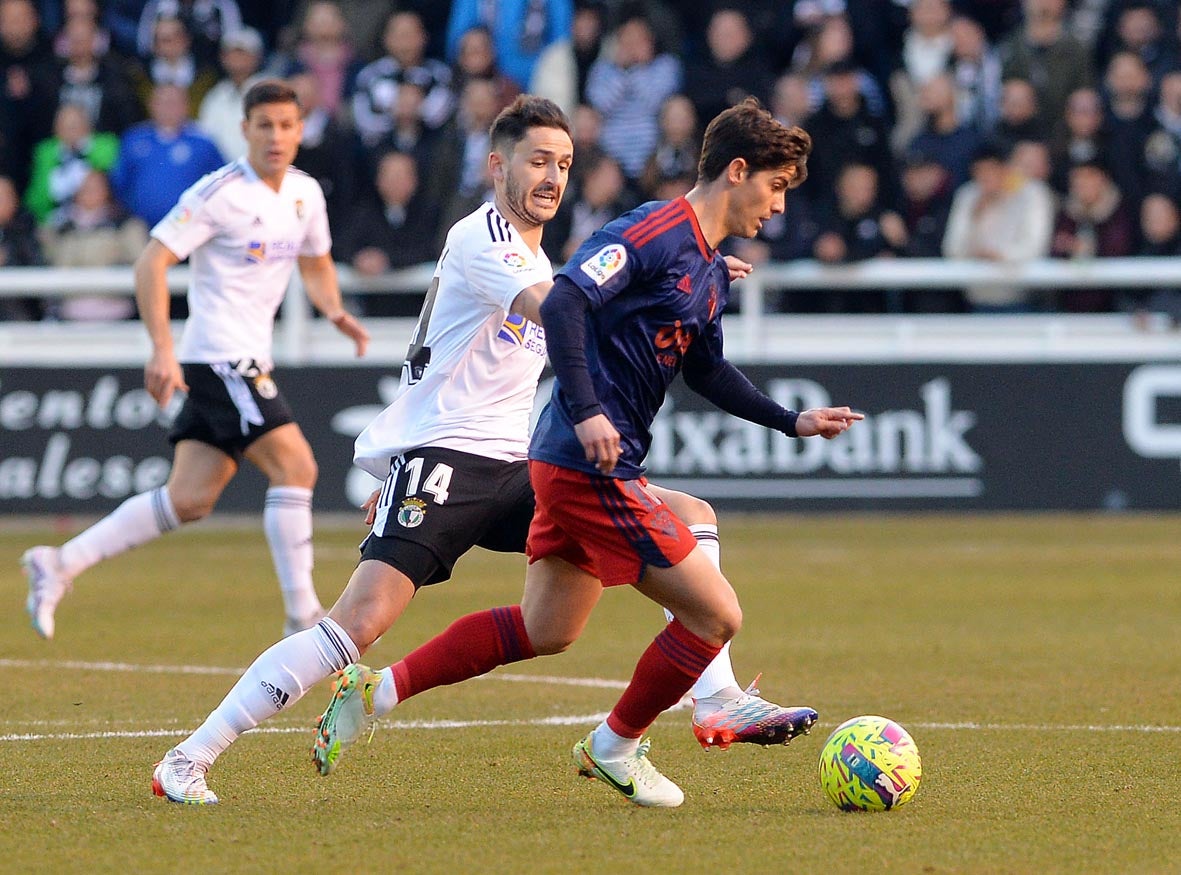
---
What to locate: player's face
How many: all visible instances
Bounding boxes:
[243,100,304,179]
[727,163,795,238]
[495,126,573,230]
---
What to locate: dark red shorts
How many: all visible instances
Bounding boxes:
[526,460,698,587]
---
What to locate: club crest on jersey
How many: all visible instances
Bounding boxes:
[580,244,627,285]
[397,498,427,528]
[295,199,305,219]
[501,249,531,272]
[245,240,266,263]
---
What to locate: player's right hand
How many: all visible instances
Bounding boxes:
[362,488,381,526]
[574,413,622,475]
[144,350,186,408]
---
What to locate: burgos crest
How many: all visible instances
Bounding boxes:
[396,497,427,528]
[580,244,627,285]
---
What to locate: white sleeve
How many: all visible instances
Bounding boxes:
[300,187,332,257]
[150,189,220,261]
[465,241,552,312]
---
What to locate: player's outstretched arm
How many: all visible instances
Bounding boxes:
[795,407,864,439]
[134,238,186,408]
[298,253,370,357]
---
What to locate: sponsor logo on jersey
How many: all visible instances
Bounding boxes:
[397,497,427,528]
[579,244,627,285]
[501,249,530,272]
[246,240,266,263]
[497,314,547,356]
[654,319,695,369]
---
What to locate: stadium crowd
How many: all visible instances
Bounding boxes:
[1,0,1180,319]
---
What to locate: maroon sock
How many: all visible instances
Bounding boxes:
[606,619,723,738]
[390,605,535,702]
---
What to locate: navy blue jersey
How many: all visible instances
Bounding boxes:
[531,197,729,478]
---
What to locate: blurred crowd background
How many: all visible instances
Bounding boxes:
[2,0,1180,322]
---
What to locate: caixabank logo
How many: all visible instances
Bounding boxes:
[1123,365,1181,469]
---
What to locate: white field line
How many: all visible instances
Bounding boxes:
[3,659,1181,742]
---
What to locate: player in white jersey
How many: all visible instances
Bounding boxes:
[21,80,369,641]
[152,96,812,806]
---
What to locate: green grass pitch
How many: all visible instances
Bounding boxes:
[2,514,1179,873]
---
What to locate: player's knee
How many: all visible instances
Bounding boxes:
[677,494,717,527]
[170,492,216,522]
[529,628,579,656]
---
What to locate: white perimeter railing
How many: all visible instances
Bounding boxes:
[2,258,1181,365]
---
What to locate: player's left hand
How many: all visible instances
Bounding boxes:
[723,254,753,281]
[795,406,864,439]
[331,311,370,357]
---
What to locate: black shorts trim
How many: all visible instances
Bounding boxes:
[169,361,295,459]
[359,446,534,588]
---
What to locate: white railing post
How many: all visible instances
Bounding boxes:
[281,270,311,365]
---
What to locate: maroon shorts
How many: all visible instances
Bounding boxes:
[526,460,697,587]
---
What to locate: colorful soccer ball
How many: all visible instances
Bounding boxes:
[818,715,922,811]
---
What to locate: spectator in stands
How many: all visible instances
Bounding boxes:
[0,173,43,320]
[136,0,243,67]
[949,14,1002,135]
[998,0,1093,140]
[451,24,520,111]
[907,72,983,189]
[57,10,141,136]
[1128,191,1181,324]
[362,81,439,185]
[24,101,120,224]
[0,0,62,193]
[352,9,455,149]
[104,0,149,59]
[274,2,363,124]
[1141,70,1181,199]
[1102,50,1156,208]
[890,0,955,153]
[545,150,634,263]
[109,83,224,227]
[585,10,681,186]
[128,16,219,114]
[289,71,355,235]
[813,162,907,311]
[427,76,500,228]
[37,168,146,320]
[287,0,395,63]
[1052,87,1108,191]
[445,0,573,91]
[804,59,893,205]
[894,149,961,311]
[638,93,699,201]
[770,71,812,129]
[683,7,775,128]
[942,142,1055,311]
[1009,138,1058,206]
[529,0,607,115]
[1050,158,1136,311]
[990,77,1047,153]
[197,27,265,161]
[793,14,887,119]
[336,150,437,316]
[51,0,110,59]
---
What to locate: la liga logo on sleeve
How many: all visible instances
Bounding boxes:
[580,244,627,285]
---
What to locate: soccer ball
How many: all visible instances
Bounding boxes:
[818,715,922,812]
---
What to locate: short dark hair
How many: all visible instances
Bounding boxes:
[489,95,571,153]
[243,79,300,118]
[697,97,811,187]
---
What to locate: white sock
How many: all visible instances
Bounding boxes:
[589,721,639,761]
[371,666,399,717]
[58,487,180,579]
[663,524,741,702]
[263,486,322,623]
[177,617,360,767]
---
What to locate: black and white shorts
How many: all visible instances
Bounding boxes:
[169,361,295,459]
[360,446,535,588]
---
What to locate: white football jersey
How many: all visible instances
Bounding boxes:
[354,202,552,479]
[151,159,331,368]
